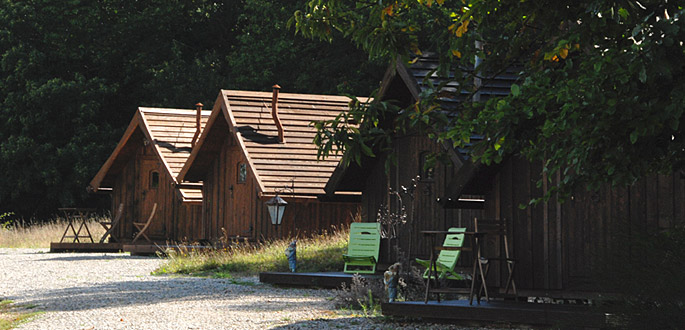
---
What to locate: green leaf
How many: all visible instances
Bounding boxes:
[638,66,647,83]
[618,8,629,20]
[494,137,505,151]
[511,84,521,97]
[630,130,638,144]
[359,141,375,157]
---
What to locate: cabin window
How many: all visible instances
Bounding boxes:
[150,171,159,189]
[237,163,247,183]
[419,152,435,181]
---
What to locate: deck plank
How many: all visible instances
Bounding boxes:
[382,299,607,327]
[259,271,382,289]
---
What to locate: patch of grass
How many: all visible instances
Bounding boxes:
[0,215,107,249]
[154,226,349,276]
[0,300,41,330]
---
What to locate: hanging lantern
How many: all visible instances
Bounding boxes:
[266,194,287,225]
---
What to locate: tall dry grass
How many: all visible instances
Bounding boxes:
[154,226,350,276]
[0,216,107,248]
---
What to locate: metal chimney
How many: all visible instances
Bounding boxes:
[271,85,285,143]
[192,102,203,148]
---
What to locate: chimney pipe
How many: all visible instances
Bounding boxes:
[271,84,285,143]
[192,102,203,148]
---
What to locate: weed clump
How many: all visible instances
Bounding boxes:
[333,274,385,315]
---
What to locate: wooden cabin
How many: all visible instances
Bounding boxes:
[325,54,685,294]
[89,106,210,242]
[177,87,360,241]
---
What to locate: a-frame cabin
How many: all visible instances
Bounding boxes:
[89,106,210,242]
[178,87,361,241]
[325,54,685,294]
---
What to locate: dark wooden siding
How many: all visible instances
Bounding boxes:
[110,143,202,242]
[201,137,358,242]
[360,135,685,293]
[486,156,685,291]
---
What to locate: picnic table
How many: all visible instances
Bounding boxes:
[58,208,96,243]
[420,230,488,305]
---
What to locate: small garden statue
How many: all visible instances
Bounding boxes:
[383,262,401,302]
[285,240,297,272]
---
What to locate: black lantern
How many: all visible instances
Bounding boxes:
[266,195,287,225]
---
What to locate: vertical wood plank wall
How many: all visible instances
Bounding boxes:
[364,135,484,264]
[110,143,203,242]
[362,135,685,292]
[489,156,685,291]
[201,137,358,242]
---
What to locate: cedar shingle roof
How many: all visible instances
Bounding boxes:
[89,107,210,202]
[179,89,362,198]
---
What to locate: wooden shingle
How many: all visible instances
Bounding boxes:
[180,89,362,199]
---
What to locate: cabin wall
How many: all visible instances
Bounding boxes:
[254,198,359,240]
[202,135,256,239]
[362,135,484,264]
[360,134,685,294]
[110,143,202,242]
[202,137,358,242]
[486,156,685,292]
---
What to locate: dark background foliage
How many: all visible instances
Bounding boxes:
[0,0,384,218]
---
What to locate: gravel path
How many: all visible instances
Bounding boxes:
[0,249,491,330]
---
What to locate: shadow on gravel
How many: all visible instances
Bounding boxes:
[19,277,325,313]
[32,254,155,262]
[269,317,375,329]
[270,317,495,330]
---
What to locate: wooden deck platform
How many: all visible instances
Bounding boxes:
[49,242,215,256]
[49,242,124,253]
[382,299,608,327]
[259,272,383,289]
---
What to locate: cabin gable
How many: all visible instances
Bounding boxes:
[90,107,208,243]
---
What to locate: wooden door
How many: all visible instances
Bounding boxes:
[140,158,163,238]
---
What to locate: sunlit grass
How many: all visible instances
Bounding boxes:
[0,217,106,249]
[154,226,349,276]
[0,300,41,330]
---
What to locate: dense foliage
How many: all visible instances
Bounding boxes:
[294,0,685,200]
[0,0,382,218]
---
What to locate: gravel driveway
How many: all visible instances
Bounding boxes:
[0,249,486,330]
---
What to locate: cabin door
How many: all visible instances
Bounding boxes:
[140,158,163,239]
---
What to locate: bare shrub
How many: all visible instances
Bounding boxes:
[333,274,385,313]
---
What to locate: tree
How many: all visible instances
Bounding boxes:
[0,0,238,217]
[294,0,685,199]
[0,0,381,218]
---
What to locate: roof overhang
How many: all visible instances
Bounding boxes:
[179,91,267,195]
[89,108,206,205]
[178,93,232,182]
[89,111,149,191]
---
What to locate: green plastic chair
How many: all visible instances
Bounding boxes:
[343,222,381,274]
[415,227,467,280]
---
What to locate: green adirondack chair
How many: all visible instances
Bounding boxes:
[343,222,381,274]
[415,227,467,280]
